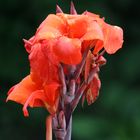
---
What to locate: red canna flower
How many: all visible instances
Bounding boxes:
[6,2,123,140]
[7,5,123,115]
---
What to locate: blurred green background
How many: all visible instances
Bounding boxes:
[0,0,140,140]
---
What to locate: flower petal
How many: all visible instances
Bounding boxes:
[7,75,44,107]
[83,11,100,18]
[83,11,123,54]
[103,23,123,54]
[82,20,104,53]
[22,90,46,117]
[84,51,93,81]
[68,15,88,38]
[29,43,59,84]
[28,14,67,43]
[53,36,82,64]
[7,75,59,115]
[44,83,60,106]
[35,26,62,42]
[37,14,66,33]
[86,74,101,105]
[82,20,103,41]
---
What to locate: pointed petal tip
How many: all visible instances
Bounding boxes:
[23,38,26,42]
[56,5,63,13]
[23,39,31,45]
[70,1,77,15]
[7,85,16,96]
[23,38,32,53]
[71,1,74,6]
[23,107,29,117]
[6,98,8,103]
[83,10,88,15]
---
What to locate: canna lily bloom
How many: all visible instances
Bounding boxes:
[6,4,123,117]
[26,10,123,65]
[6,3,124,140]
[7,41,61,116]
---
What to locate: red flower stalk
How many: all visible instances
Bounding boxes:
[6,2,123,140]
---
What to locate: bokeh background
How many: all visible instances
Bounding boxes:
[0,0,140,140]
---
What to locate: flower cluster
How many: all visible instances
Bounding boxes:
[7,4,123,119]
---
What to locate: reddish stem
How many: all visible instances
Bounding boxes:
[74,47,90,80]
[64,116,72,140]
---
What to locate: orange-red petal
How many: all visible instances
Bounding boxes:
[37,14,66,34]
[82,20,104,53]
[82,20,103,41]
[7,75,44,107]
[83,11,100,18]
[22,90,46,116]
[86,74,101,105]
[102,23,123,54]
[84,51,93,81]
[67,15,88,38]
[44,83,60,106]
[35,27,61,42]
[29,43,59,84]
[53,36,82,64]
[34,14,66,42]
[83,11,123,54]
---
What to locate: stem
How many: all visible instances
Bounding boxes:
[59,64,67,96]
[71,65,99,112]
[73,47,90,81]
[53,47,96,140]
[64,116,72,140]
[59,64,67,109]
[71,83,87,111]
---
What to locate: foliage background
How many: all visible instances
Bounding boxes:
[0,0,140,140]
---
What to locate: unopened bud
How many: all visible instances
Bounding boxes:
[56,5,63,13]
